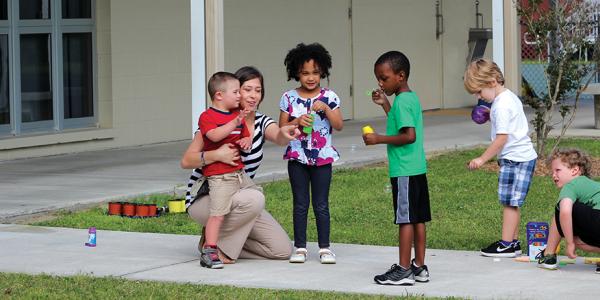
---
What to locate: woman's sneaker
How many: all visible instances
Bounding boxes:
[319,248,336,264]
[374,264,415,286]
[411,259,430,282]
[536,249,558,270]
[289,248,307,263]
[480,240,517,257]
[200,246,224,269]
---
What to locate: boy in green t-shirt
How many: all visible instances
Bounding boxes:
[363,51,430,286]
[537,148,600,273]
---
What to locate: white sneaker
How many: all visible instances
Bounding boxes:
[319,248,336,264]
[289,248,307,263]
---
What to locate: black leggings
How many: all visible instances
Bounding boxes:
[288,160,332,249]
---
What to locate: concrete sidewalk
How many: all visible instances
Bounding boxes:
[1,224,599,299]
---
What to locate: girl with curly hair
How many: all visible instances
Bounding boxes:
[278,42,343,264]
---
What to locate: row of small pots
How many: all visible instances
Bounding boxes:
[108,202,158,217]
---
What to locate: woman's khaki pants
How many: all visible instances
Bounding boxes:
[188,188,292,260]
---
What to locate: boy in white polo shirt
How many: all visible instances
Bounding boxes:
[464,59,538,257]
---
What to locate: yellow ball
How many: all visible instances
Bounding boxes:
[362,125,374,135]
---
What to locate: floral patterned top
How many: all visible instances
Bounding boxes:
[279,88,340,166]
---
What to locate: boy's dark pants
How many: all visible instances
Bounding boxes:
[288,160,332,249]
[555,201,600,247]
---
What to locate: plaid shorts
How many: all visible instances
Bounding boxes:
[497,158,536,207]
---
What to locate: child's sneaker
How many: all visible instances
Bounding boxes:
[512,240,522,255]
[319,248,336,264]
[536,249,558,270]
[289,248,307,263]
[197,227,206,254]
[374,264,415,286]
[200,246,224,269]
[480,240,517,258]
[411,259,430,282]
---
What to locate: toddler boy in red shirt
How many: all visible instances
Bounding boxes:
[198,72,256,269]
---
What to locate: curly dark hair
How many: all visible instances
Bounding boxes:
[284,42,332,81]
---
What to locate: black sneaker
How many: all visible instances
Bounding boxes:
[512,240,522,255]
[596,263,600,274]
[536,249,558,270]
[480,240,517,258]
[374,264,415,286]
[200,247,224,269]
[411,259,430,283]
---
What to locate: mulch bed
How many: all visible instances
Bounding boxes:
[480,156,600,177]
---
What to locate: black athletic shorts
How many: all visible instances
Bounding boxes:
[390,173,431,224]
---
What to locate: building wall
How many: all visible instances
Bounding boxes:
[222,0,494,121]
[1,0,193,160]
[222,0,353,121]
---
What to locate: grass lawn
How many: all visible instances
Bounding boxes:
[1,273,447,300]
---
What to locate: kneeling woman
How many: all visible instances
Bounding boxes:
[181,66,299,262]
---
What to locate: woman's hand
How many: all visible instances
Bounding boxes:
[215,143,240,166]
[280,124,301,141]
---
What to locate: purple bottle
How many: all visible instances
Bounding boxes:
[85,227,97,247]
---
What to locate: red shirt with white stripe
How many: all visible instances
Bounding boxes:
[198,107,249,176]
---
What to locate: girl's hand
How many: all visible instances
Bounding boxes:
[298,114,314,128]
[280,124,301,140]
[363,133,378,145]
[215,143,240,166]
[311,100,330,113]
[372,89,389,106]
[566,242,577,259]
[468,157,484,170]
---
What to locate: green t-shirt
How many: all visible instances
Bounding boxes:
[386,91,427,177]
[558,176,600,209]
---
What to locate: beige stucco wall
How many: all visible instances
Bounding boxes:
[441,0,493,109]
[220,0,494,122]
[352,0,444,118]
[0,0,192,160]
[222,0,353,121]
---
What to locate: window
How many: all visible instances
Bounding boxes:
[20,34,52,122]
[63,32,92,119]
[62,0,90,19]
[1,0,95,136]
[0,0,7,20]
[20,0,51,20]
[0,34,8,125]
